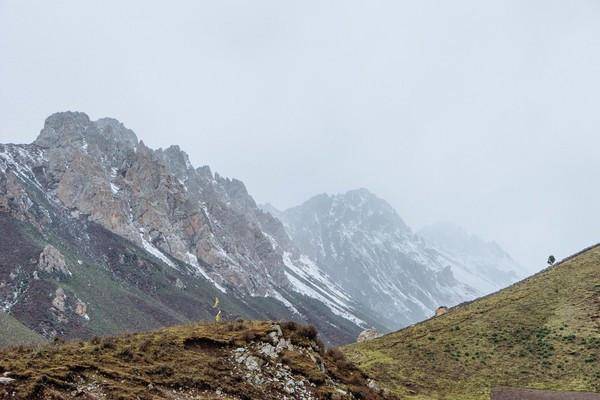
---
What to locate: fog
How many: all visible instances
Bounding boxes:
[2,1,600,271]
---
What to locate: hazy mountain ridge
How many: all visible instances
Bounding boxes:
[418,222,521,294]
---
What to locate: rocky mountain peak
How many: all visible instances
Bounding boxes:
[95,117,138,149]
[35,112,138,153]
[286,188,410,240]
[333,188,409,233]
[155,145,193,180]
[35,111,92,148]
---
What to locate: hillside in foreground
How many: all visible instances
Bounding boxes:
[0,320,393,400]
[0,312,45,347]
[344,245,600,399]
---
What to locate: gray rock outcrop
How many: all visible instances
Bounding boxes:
[38,245,70,276]
[357,328,381,343]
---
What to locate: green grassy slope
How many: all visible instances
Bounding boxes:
[344,245,600,399]
[0,312,45,347]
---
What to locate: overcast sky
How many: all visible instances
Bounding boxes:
[2,1,600,271]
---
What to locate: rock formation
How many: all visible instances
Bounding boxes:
[38,245,70,276]
[357,328,382,343]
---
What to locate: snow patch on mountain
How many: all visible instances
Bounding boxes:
[282,252,365,327]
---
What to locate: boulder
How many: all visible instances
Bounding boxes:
[38,245,70,276]
[357,328,381,343]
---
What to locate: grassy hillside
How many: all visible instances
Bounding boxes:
[0,312,45,347]
[0,320,394,399]
[344,245,600,399]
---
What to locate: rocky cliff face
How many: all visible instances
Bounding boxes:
[30,112,290,296]
[0,111,374,345]
[276,189,483,329]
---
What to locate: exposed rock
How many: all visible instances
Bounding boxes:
[435,306,448,316]
[244,355,264,371]
[75,299,87,318]
[32,112,292,296]
[38,245,70,276]
[357,328,381,343]
[52,287,66,313]
[259,343,278,359]
[174,278,185,289]
[0,377,14,385]
[367,378,381,392]
[271,324,283,337]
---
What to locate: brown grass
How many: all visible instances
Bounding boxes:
[0,320,394,400]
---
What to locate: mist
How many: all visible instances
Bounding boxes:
[2,0,600,271]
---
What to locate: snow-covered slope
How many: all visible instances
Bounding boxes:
[275,189,481,330]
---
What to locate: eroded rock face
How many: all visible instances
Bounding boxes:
[357,328,381,343]
[23,112,293,295]
[435,306,448,316]
[38,245,70,276]
[52,287,66,313]
[75,299,87,318]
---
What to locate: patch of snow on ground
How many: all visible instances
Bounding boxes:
[282,252,364,326]
[140,235,178,269]
[285,271,364,326]
[185,252,227,293]
[268,289,301,315]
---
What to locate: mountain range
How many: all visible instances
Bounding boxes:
[0,111,522,345]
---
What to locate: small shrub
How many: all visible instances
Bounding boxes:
[314,338,325,355]
[326,348,346,362]
[297,324,318,340]
[233,321,245,331]
[100,337,116,350]
[138,339,152,353]
[52,337,65,345]
[281,321,299,331]
[117,347,134,361]
[147,364,174,377]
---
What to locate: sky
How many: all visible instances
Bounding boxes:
[2,1,600,271]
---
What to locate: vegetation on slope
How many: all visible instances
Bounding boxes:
[0,312,45,347]
[344,245,600,399]
[0,320,393,399]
